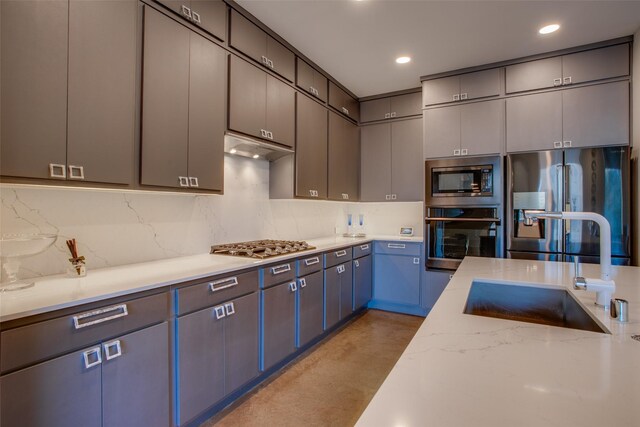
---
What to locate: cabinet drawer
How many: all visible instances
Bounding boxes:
[352,242,372,259]
[177,269,258,315]
[297,254,323,276]
[374,241,421,256]
[262,261,296,288]
[1,292,169,374]
[324,247,353,268]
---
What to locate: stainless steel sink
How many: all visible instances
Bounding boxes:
[463,280,608,334]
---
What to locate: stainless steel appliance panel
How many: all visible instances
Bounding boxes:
[507,251,561,262]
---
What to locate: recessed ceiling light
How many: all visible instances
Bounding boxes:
[229,148,237,154]
[539,24,560,35]
[252,154,260,159]
[395,56,411,64]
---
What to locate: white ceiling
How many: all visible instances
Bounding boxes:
[236,0,640,98]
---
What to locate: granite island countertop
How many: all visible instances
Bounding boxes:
[356,257,640,427]
[0,234,422,322]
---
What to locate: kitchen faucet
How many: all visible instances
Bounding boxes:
[523,211,615,308]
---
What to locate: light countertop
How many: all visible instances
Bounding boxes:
[0,234,422,322]
[356,257,640,427]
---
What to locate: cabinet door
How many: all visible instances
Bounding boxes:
[459,68,501,100]
[67,0,136,185]
[506,91,562,153]
[296,58,315,97]
[361,98,391,123]
[313,70,328,103]
[353,255,372,310]
[0,347,101,427]
[423,270,451,310]
[339,262,354,320]
[266,36,295,82]
[422,75,459,106]
[562,81,629,148]
[177,306,225,425]
[1,0,68,179]
[266,75,295,147]
[562,44,629,85]
[328,112,360,201]
[229,56,267,140]
[262,282,296,371]
[141,8,190,188]
[324,266,341,330]
[390,92,422,118]
[360,123,392,202]
[460,99,504,156]
[225,292,260,395]
[423,106,461,158]
[505,56,562,93]
[229,9,266,64]
[373,254,420,305]
[188,33,226,191]
[329,82,359,121]
[102,322,170,427]
[296,94,328,198]
[391,118,423,201]
[191,0,226,41]
[297,270,324,348]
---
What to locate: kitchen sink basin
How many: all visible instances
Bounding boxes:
[463,280,608,334]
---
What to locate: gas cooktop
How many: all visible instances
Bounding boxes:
[210,239,316,259]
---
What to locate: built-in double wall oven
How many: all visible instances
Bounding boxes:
[425,155,503,270]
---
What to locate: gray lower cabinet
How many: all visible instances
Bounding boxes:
[296,58,328,102]
[297,270,325,348]
[1,0,136,184]
[177,292,259,425]
[229,55,295,148]
[329,81,360,122]
[353,255,372,310]
[423,270,452,311]
[324,262,353,330]
[1,322,171,427]
[328,112,360,201]
[295,93,328,199]
[262,281,297,371]
[156,0,226,41]
[141,7,226,191]
[361,92,421,123]
[422,68,501,106]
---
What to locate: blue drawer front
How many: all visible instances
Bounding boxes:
[373,241,421,256]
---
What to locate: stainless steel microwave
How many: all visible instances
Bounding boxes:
[425,155,502,207]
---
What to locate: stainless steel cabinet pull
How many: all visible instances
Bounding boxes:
[553,78,562,86]
[342,193,349,200]
[360,244,369,250]
[181,5,192,18]
[192,10,201,23]
[413,258,420,264]
[385,194,391,200]
[267,131,274,140]
[82,347,102,369]
[288,282,297,292]
[304,257,319,266]
[460,93,468,100]
[267,59,274,68]
[73,304,128,329]
[214,305,226,320]
[225,302,235,316]
[563,76,572,85]
[453,94,460,101]
[387,243,406,249]
[178,176,189,187]
[298,278,307,288]
[354,260,360,268]
[390,111,397,117]
[460,149,468,156]
[209,276,239,292]
[337,265,346,274]
[563,140,572,148]
[553,141,563,149]
[67,165,85,180]
[260,129,267,138]
[49,163,66,179]
[270,264,291,275]
[341,107,349,115]
[103,340,122,361]
[453,149,461,156]
[384,113,391,119]
[189,177,199,187]
[335,250,347,257]
[261,55,268,65]
[391,194,397,200]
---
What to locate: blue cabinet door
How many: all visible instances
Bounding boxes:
[374,254,420,305]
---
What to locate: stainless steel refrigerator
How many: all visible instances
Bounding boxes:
[506,146,631,265]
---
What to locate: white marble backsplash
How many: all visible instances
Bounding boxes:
[1,155,423,279]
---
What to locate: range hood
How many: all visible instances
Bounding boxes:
[224,132,293,161]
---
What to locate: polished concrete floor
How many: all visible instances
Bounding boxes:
[202,309,424,427]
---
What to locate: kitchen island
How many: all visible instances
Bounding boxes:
[356,257,640,427]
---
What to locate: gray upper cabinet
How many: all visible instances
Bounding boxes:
[141,7,226,191]
[328,112,360,201]
[229,56,295,148]
[229,9,294,82]
[329,81,360,122]
[156,0,226,41]
[296,58,328,102]
[424,99,504,159]
[1,0,136,185]
[506,44,630,93]
[361,92,421,123]
[296,93,328,199]
[422,68,500,106]
[361,118,423,202]
[506,91,564,153]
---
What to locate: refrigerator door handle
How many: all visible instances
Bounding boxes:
[555,164,565,253]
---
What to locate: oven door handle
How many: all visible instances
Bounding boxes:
[425,217,501,225]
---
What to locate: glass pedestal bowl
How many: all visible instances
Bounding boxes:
[0,234,57,291]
